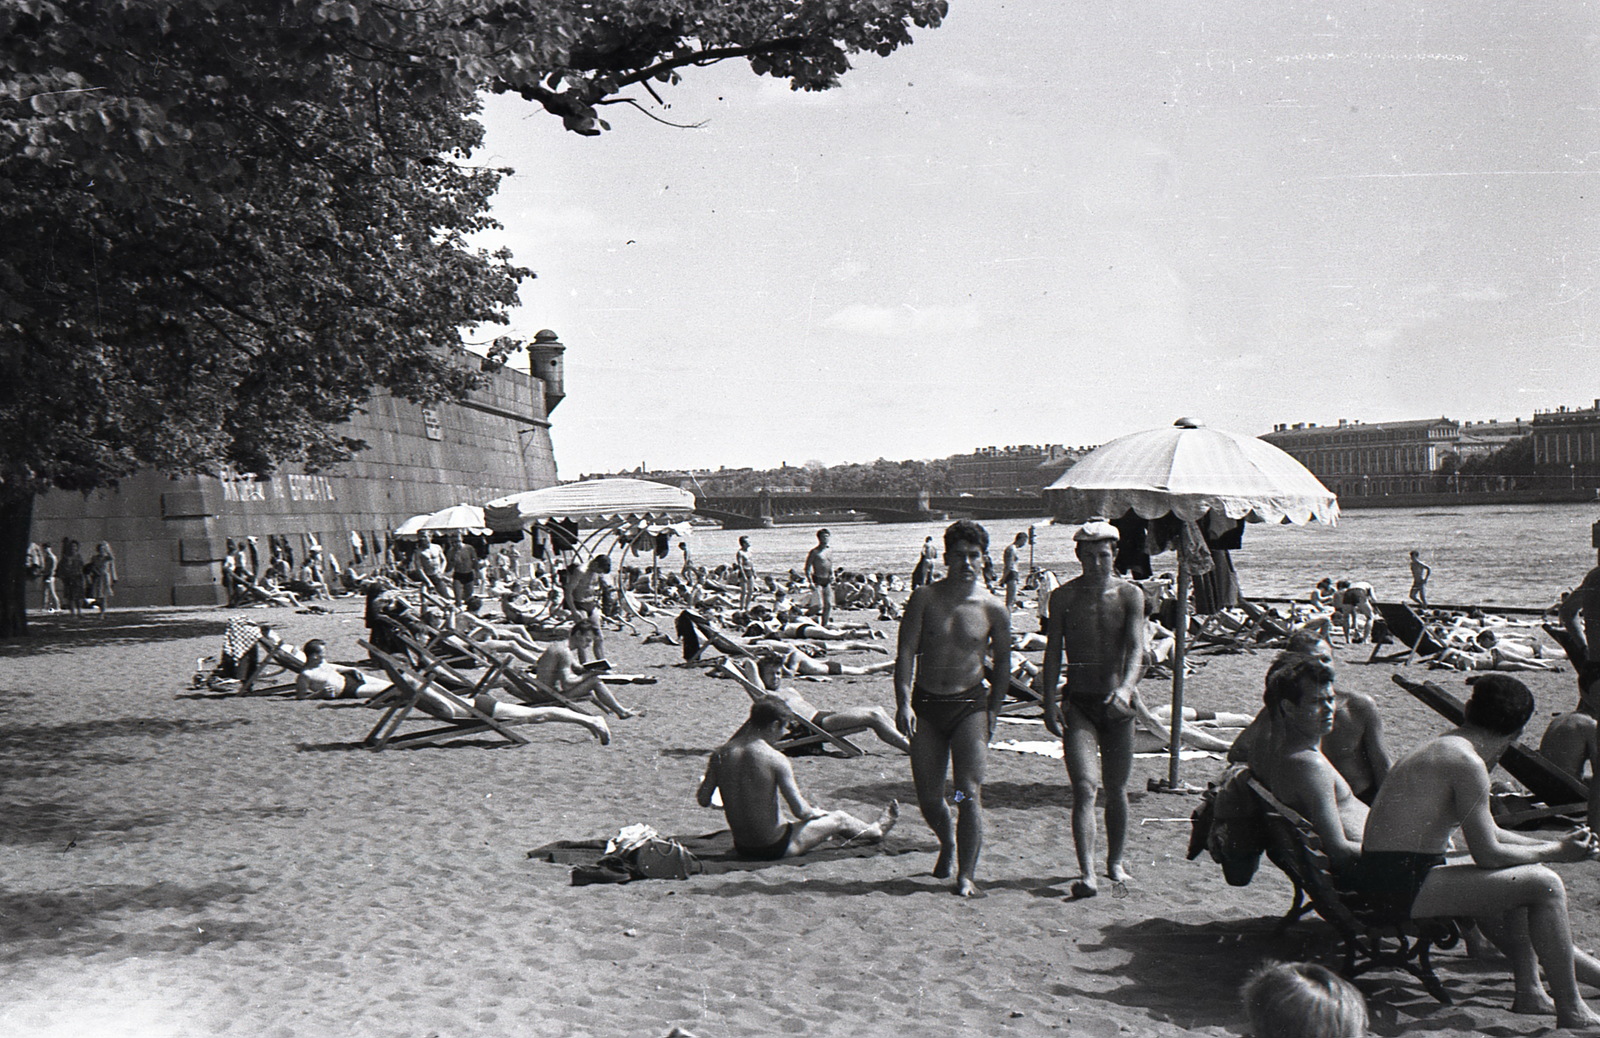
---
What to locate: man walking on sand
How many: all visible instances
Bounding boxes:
[805,528,835,627]
[895,519,1011,896]
[1041,518,1145,899]
[1409,550,1431,608]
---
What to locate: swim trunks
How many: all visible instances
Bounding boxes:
[341,668,365,698]
[1065,692,1136,733]
[1338,851,1446,923]
[911,683,990,739]
[734,822,794,861]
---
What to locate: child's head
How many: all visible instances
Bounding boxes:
[1241,961,1367,1038]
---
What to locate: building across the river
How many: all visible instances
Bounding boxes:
[1532,400,1600,486]
[31,335,568,607]
[948,444,1091,495]
[1260,417,1459,498]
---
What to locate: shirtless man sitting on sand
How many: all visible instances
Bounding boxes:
[536,620,636,719]
[697,697,898,859]
[294,639,393,700]
[896,519,1010,896]
[1230,633,1393,804]
[1354,674,1600,1029]
[1041,518,1144,898]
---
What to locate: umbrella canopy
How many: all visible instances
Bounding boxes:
[484,478,696,533]
[393,504,489,537]
[1046,417,1338,526]
[1044,418,1337,792]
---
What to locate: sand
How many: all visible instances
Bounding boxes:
[2,600,1596,1037]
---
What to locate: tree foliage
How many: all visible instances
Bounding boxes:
[0,0,946,633]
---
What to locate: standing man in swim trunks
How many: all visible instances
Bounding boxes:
[895,519,1011,896]
[1002,531,1027,613]
[805,528,835,628]
[1408,550,1431,608]
[565,555,612,663]
[735,536,756,611]
[1354,674,1600,1029]
[1041,518,1145,898]
[698,696,899,860]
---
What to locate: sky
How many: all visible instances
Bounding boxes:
[471,2,1600,477]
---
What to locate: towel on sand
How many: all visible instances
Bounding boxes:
[529,829,932,882]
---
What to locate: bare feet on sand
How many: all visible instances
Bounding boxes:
[1511,989,1556,1016]
[1069,879,1097,900]
[932,846,954,880]
[1554,1000,1600,1031]
[590,719,612,745]
[954,877,984,898]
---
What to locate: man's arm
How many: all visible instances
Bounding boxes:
[1280,757,1361,865]
[1112,584,1146,703]
[1040,586,1070,736]
[987,599,1012,737]
[695,755,721,808]
[1349,694,1394,788]
[1456,759,1593,866]
[1560,584,1591,659]
[893,588,928,735]
[772,753,823,820]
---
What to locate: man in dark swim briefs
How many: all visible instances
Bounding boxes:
[1042,518,1145,899]
[805,528,835,627]
[1359,674,1600,1028]
[895,519,1011,897]
[697,697,898,860]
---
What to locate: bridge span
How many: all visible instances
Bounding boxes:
[694,490,1049,529]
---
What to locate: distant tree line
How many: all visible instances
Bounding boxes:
[682,458,956,496]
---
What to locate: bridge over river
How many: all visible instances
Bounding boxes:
[693,490,1050,529]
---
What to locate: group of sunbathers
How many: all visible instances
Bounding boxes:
[1239,626,1600,1028]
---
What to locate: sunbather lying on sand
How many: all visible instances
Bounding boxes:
[725,659,909,753]
[295,640,393,700]
[757,644,895,678]
[696,696,898,859]
[1431,630,1560,672]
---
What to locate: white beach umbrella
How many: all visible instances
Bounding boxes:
[483,478,696,533]
[1046,418,1338,788]
[394,504,490,537]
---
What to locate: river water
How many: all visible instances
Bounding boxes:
[685,503,1600,610]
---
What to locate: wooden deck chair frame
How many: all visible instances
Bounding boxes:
[1371,602,1445,663]
[714,659,865,758]
[1249,777,1459,1003]
[384,621,509,702]
[240,627,308,695]
[357,641,529,750]
[405,617,601,716]
[988,666,1045,716]
[1394,673,1589,810]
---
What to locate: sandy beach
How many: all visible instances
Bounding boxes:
[3,598,1597,1037]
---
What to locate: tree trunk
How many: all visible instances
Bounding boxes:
[0,491,34,638]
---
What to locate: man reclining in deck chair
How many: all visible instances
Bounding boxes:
[696,696,899,860]
[294,639,393,700]
[401,668,613,744]
[725,657,909,753]
[536,620,637,720]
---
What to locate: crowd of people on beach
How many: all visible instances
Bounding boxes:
[24,538,116,618]
[130,504,1600,1034]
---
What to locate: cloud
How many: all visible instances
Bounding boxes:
[821,303,984,338]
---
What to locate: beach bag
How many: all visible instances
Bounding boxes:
[575,825,704,884]
[1199,764,1267,886]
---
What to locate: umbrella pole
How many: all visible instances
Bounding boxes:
[1168,556,1190,790]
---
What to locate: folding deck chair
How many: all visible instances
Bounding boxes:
[1371,602,1446,663]
[988,665,1045,716]
[715,659,866,758]
[398,618,601,716]
[241,628,311,695]
[1394,673,1587,823]
[357,641,530,751]
[1249,777,1459,1003]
